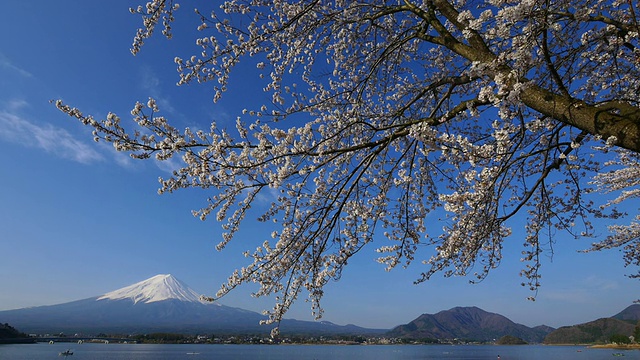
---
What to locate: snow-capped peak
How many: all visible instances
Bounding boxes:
[97,274,203,304]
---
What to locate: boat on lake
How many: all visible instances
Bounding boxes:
[59,349,73,356]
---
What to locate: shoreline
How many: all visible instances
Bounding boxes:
[588,344,640,350]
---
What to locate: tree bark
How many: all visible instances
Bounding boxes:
[520,86,640,152]
[425,0,640,152]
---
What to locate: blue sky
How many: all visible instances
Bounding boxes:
[0,0,637,330]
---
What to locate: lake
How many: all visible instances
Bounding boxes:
[0,342,635,359]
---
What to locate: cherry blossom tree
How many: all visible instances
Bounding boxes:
[56,0,640,333]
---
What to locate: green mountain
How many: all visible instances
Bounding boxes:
[386,306,553,343]
[496,335,528,344]
[543,304,639,344]
[543,318,634,344]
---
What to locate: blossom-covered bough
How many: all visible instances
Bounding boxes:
[57,0,640,335]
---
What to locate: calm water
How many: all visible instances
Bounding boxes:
[0,342,636,359]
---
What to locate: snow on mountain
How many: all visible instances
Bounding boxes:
[0,274,387,335]
[96,274,203,304]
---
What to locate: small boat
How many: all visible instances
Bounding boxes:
[612,353,625,357]
[59,349,73,356]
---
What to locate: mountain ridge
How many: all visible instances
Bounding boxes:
[386,306,553,343]
[543,304,640,344]
[612,303,640,322]
[0,274,384,336]
[1,274,635,341]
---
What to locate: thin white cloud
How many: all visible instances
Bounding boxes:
[0,53,33,78]
[541,275,620,304]
[92,140,136,168]
[140,66,176,113]
[0,110,103,164]
[6,99,29,111]
[582,274,621,291]
[154,155,183,174]
[542,288,593,304]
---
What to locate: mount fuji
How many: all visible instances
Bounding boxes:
[0,274,384,336]
[96,274,204,304]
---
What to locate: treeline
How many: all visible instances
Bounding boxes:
[92,332,412,345]
[0,323,34,344]
[0,323,27,338]
[130,333,192,343]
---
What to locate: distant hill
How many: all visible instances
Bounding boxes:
[0,274,385,336]
[544,304,639,344]
[386,306,553,343]
[496,335,527,345]
[612,304,640,323]
[543,317,634,344]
